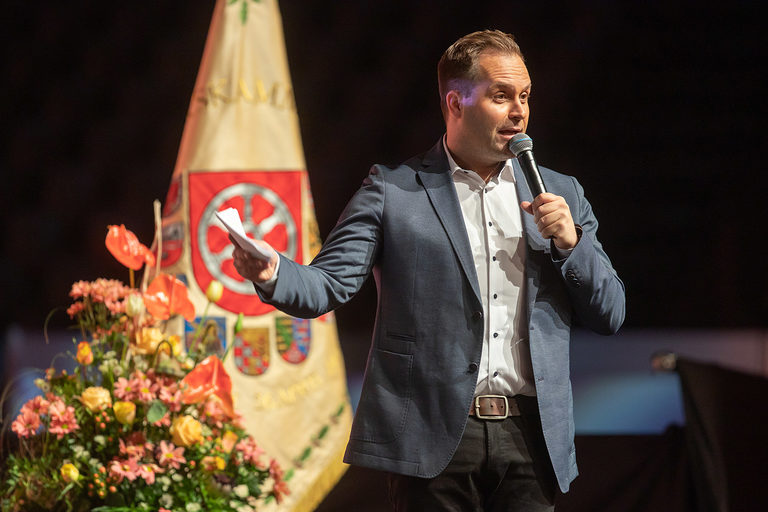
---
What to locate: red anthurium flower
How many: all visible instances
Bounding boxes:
[105,225,156,271]
[179,356,235,419]
[143,273,195,322]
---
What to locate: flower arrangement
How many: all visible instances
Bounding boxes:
[1,225,289,511]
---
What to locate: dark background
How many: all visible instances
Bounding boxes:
[1,1,766,371]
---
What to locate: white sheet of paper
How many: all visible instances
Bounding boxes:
[214,208,274,261]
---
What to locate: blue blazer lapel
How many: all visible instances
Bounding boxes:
[513,158,545,320]
[417,141,482,305]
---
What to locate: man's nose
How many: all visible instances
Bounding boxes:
[508,99,526,119]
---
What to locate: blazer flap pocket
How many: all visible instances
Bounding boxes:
[379,331,415,354]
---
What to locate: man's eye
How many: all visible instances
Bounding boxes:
[494,94,507,101]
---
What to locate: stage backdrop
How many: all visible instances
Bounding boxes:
[156,1,352,510]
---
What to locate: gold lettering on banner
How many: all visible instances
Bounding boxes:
[195,77,296,111]
[251,372,323,410]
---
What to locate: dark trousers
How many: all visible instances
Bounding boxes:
[387,398,556,511]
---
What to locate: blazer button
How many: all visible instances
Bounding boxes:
[468,363,478,373]
[565,269,581,287]
[472,310,483,321]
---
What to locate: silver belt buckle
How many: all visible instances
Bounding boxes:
[474,395,508,420]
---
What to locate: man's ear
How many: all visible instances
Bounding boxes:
[446,90,463,118]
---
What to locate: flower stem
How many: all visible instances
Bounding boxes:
[189,302,211,359]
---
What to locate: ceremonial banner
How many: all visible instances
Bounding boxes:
[158,1,352,509]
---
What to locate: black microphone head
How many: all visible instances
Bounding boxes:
[508,133,533,156]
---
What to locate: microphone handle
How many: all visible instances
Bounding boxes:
[518,150,547,197]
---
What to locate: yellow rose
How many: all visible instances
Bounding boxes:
[80,386,112,412]
[133,327,164,355]
[170,415,203,447]
[113,401,136,425]
[76,341,93,365]
[60,463,79,483]
[205,280,224,303]
[220,431,239,454]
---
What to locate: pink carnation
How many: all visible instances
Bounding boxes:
[66,302,86,318]
[202,398,228,428]
[48,400,79,438]
[11,409,41,437]
[272,479,291,504]
[137,463,162,485]
[109,458,139,483]
[134,375,155,403]
[69,280,91,299]
[89,278,131,303]
[113,377,137,401]
[105,298,126,315]
[157,384,182,412]
[157,440,186,470]
[22,395,50,416]
[236,436,265,467]
[119,439,145,460]
[269,458,284,481]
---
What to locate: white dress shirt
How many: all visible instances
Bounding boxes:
[443,139,536,397]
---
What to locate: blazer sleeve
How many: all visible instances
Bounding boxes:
[553,176,626,334]
[255,167,385,318]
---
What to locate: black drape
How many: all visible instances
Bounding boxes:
[677,358,768,512]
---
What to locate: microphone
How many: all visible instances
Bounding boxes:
[509,133,546,197]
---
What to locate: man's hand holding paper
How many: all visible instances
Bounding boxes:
[214,208,279,284]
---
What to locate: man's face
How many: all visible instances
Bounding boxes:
[455,52,531,168]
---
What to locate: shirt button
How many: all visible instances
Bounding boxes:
[468,363,478,373]
[492,256,497,261]
[488,221,493,226]
[493,371,499,377]
[493,293,498,299]
[493,332,499,338]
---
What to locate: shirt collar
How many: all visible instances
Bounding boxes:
[442,135,516,183]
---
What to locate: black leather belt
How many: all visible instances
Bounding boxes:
[469,395,521,420]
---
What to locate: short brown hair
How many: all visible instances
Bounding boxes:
[437,30,524,118]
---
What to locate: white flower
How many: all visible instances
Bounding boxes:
[172,473,184,482]
[71,445,90,460]
[233,485,249,498]
[34,378,50,392]
[157,476,171,491]
[159,494,173,507]
[93,435,106,446]
[186,504,202,512]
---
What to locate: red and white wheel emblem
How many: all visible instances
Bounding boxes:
[199,183,297,295]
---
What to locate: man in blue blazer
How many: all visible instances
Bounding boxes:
[233,30,624,511]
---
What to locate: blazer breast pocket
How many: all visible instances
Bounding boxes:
[378,331,415,354]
